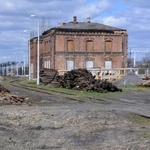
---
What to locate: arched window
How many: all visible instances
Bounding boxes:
[105,40,112,52]
[86,40,93,51]
[67,40,74,51]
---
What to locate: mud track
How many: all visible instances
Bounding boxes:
[0,78,150,150]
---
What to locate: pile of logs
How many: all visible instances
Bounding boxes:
[138,80,150,87]
[56,69,122,93]
[0,85,26,105]
[40,68,59,86]
[143,80,150,87]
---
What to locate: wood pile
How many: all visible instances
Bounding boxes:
[40,68,59,86]
[0,85,27,105]
[143,80,150,87]
[56,69,122,93]
[138,80,150,87]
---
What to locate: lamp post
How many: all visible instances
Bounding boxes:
[14,53,19,76]
[24,30,31,80]
[21,51,26,76]
[31,14,40,85]
[23,53,26,76]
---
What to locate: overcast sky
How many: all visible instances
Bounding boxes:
[0,0,150,62]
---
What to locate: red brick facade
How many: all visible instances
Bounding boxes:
[30,17,128,78]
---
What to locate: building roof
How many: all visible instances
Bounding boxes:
[43,16,126,35]
[55,22,124,31]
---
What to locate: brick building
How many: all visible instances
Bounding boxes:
[30,16,128,78]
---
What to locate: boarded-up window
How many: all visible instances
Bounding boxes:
[86,61,93,69]
[67,40,74,51]
[105,61,112,69]
[44,60,50,69]
[86,40,93,51]
[105,41,112,52]
[30,63,34,78]
[67,60,74,71]
[86,61,96,75]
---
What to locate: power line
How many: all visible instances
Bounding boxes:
[129,48,150,53]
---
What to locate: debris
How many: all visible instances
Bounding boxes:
[0,84,28,105]
[0,84,10,93]
[56,69,122,93]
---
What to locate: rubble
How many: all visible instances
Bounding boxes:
[56,69,122,93]
[0,84,27,105]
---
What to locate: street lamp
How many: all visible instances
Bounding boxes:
[31,14,40,85]
[14,53,19,76]
[20,51,26,76]
[24,30,31,80]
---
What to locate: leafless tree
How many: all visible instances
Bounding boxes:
[142,53,150,68]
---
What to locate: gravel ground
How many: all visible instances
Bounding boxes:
[0,79,150,150]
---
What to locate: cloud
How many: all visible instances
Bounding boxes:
[124,0,150,8]
[0,0,150,62]
[72,0,111,21]
[102,16,128,28]
[25,0,72,3]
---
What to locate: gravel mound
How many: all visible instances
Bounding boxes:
[115,71,144,85]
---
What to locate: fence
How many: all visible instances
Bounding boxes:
[58,68,150,81]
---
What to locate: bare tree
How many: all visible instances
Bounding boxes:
[40,16,46,34]
[142,53,150,68]
[127,57,134,68]
[30,30,35,39]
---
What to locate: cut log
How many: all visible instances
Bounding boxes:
[40,68,59,85]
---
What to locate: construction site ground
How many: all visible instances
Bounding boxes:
[0,77,150,150]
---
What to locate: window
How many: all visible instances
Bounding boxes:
[86,61,96,75]
[105,41,112,52]
[67,40,74,51]
[67,60,74,71]
[86,40,93,51]
[30,63,34,78]
[86,61,93,69]
[44,60,50,69]
[105,61,112,69]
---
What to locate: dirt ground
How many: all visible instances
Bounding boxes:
[0,79,150,150]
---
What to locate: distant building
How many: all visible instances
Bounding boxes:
[30,16,128,78]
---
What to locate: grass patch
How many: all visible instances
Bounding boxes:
[128,114,150,139]
[19,79,37,85]
[142,133,150,138]
[11,78,117,101]
[118,85,149,93]
[7,77,147,102]
[128,114,150,126]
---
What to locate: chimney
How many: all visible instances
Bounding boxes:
[73,16,77,24]
[86,17,91,23]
